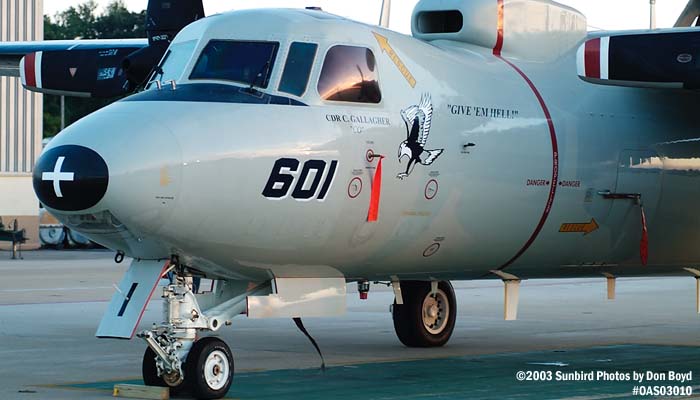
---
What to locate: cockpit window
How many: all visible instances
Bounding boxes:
[190,40,279,88]
[149,40,197,88]
[317,45,381,103]
[279,42,318,97]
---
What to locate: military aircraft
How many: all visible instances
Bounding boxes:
[1,0,700,398]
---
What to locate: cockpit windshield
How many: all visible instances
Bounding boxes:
[150,40,197,87]
[189,40,279,88]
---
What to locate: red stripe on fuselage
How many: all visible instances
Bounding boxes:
[493,0,505,56]
[24,53,36,87]
[492,0,559,271]
[584,38,601,79]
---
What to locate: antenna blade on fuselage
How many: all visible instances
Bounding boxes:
[379,0,391,28]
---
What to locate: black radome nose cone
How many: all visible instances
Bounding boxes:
[33,145,109,211]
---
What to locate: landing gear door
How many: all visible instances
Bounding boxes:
[607,150,661,261]
[96,259,170,339]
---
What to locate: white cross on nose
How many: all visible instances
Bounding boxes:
[42,156,74,198]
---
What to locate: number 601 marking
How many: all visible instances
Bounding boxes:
[262,158,338,201]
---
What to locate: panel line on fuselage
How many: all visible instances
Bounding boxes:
[492,0,560,271]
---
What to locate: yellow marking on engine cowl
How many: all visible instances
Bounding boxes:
[373,32,417,88]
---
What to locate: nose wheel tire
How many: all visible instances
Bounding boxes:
[392,280,456,347]
[187,337,234,400]
[142,347,187,395]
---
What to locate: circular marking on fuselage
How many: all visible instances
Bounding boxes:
[33,145,109,212]
[366,149,375,163]
[677,53,693,64]
[425,179,439,200]
[348,177,363,199]
[423,243,441,258]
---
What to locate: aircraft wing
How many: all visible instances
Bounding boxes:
[0,39,148,77]
[576,28,700,90]
[0,39,148,97]
[1,0,203,98]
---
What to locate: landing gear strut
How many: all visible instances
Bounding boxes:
[141,334,234,399]
[137,273,254,399]
[142,346,188,394]
[392,280,457,347]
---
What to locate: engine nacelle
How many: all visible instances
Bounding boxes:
[19,47,141,98]
[412,0,587,61]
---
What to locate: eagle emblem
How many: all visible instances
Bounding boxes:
[397,93,444,179]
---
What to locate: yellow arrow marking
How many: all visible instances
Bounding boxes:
[373,32,417,88]
[559,219,599,235]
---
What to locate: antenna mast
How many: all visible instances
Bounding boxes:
[650,0,657,29]
[379,0,391,28]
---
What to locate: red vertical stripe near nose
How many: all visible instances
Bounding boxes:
[367,156,384,222]
[492,0,560,271]
[584,38,601,79]
[493,0,504,56]
[24,53,36,87]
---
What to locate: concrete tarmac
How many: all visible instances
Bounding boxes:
[1,250,700,399]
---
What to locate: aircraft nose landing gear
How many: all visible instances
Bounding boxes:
[142,345,188,395]
[140,334,234,400]
[137,273,265,399]
[139,331,190,393]
[187,337,234,399]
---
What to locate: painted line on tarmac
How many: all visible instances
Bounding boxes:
[0,299,111,307]
[0,286,113,292]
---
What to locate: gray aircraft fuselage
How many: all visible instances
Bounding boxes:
[34,7,700,283]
